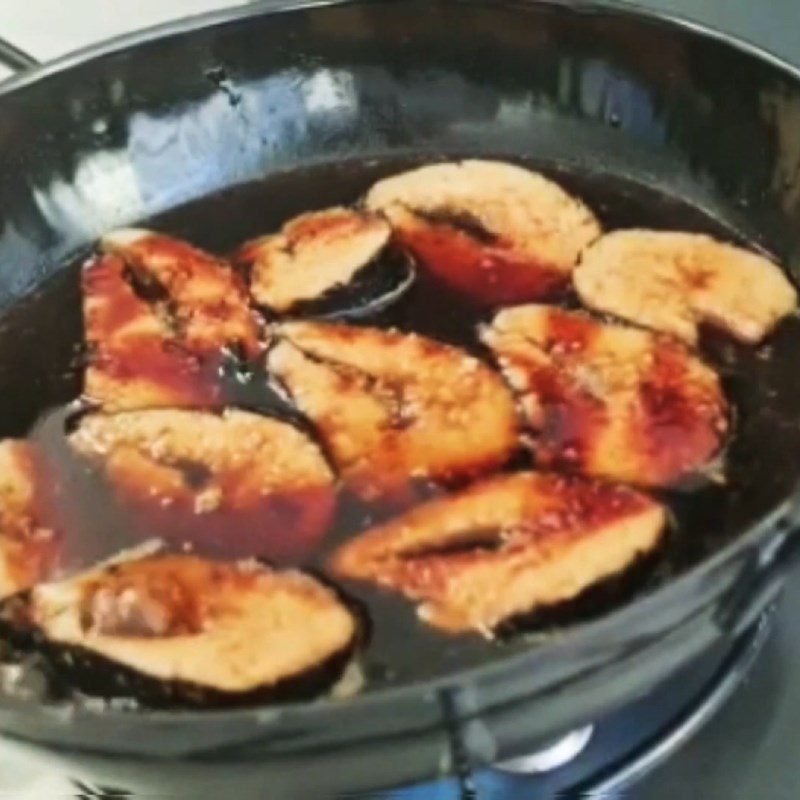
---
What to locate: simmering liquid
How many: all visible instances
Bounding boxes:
[2,156,799,706]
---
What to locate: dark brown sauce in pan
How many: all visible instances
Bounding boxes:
[2,156,800,708]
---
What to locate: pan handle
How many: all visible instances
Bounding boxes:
[0,36,39,73]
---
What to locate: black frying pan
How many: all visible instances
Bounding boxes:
[0,0,800,792]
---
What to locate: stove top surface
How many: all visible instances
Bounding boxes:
[0,2,798,798]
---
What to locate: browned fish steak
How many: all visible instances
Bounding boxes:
[0,441,59,600]
[574,230,797,344]
[481,305,728,487]
[69,409,336,559]
[365,160,601,305]
[234,207,394,314]
[84,229,261,411]
[12,553,356,699]
[332,471,665,634]
[266,321,519,503]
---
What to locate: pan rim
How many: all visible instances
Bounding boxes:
[2,0,800,96]
[0,0,798,734]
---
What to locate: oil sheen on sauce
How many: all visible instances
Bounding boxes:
[0,155,796,705]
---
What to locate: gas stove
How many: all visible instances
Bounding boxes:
[0,2,799,798]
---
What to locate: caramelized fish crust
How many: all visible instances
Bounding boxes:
[26,555,356,693]
[365,160,600,305]
[69,409,336,558]
[234,208,392,313]
[84,229,261,411]
[0,441,59,600]
[266,321,519,503]
[481,305,728,487]
[574,230,797,344]
[332,472,665,633]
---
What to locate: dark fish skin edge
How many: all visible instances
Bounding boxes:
[495,541,668,639]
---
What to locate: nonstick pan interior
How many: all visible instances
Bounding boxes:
[3,156,799,700]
